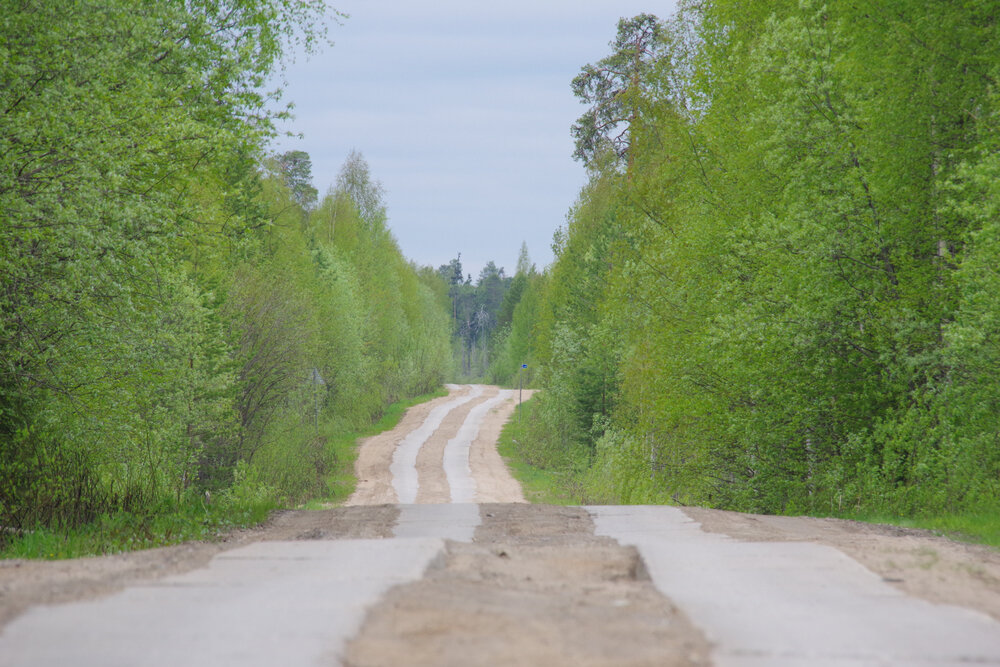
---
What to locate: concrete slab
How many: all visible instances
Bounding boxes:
[0,538,444,667]
[443,390,513,503]
[393,503,481,542]
[390,385,483,504]
[588,505,1000,666]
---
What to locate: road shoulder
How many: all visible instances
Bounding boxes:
[684,505,1000,623]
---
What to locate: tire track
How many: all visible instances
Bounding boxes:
[390,385,484,504]
[415,386,499,504]
[470,390,533,503]
[349,384,527,508]
[443,389,513,503]
[347,386,470,506]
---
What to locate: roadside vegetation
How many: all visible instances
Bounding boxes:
[6,0,1000,557]
[4,388,446,559]
[434,244,543,385]
[847,513,1000,550]
[496,398,579,506]
[490,3,1000,541]
[0,2,452,557]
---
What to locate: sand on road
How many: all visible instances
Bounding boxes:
[3,384,1000,667]
[348,384,532,507]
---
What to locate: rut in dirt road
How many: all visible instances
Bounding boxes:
[5,387,1000,667]
[348,384,527,507]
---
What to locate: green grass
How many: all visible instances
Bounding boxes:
[3,387,449,559]
[496,398,582,505]
[843,511,1000,549]
[1,494,278,560]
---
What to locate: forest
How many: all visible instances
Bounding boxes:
[434,245,537,382]
[500,1,1000,520]
[0,1,451,551]
[5,0,1000,553]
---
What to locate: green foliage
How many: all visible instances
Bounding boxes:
[489,273,544,386]
[438,253,524,380]
[212,151,452,508]
[512,3,1000,524]
[489,246,544,386]
[0,0,327,534]
[2,479,279,560]
[495,398,583,505]
[1,1,451,551]
[571,13,666,165]
[271,151,320,210]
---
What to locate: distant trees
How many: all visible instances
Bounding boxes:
[489,243,543,388]
[336,150,388,230]
[272,151,320,210]
[438,255,508,377]
[435,251,544,380]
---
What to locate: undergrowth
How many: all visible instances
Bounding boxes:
[843,512,1000,549]
[500,397,999,550]
[3,387,447,559]
[497,397,582,505]
[1,493,276,560]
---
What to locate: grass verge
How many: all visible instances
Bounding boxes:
[497,397,581,505]
[3,387,449,559]
[493,397,999,551]
[1,494,277,561]
[843,511,1000,549]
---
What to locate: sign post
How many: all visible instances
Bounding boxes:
[518,364,527,425]
[310,368,325,436]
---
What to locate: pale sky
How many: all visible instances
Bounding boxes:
[270,1,679,280]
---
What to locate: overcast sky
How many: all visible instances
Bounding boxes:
[270,1,679,280]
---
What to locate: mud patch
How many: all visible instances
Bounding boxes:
[477,502,592,543]
[344,504,710,666]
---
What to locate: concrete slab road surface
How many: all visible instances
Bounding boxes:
[590,505,1000,667]
[0,538,444,667]
[2,385,1000,666]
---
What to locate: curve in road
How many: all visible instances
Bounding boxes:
[390,384,484,504]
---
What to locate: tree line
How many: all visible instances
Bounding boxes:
[436,244,538,380]
[501,2,1000,518]
[0,2,451,544]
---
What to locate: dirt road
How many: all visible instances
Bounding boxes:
[348,384,528,505]
[2,384,1000,666]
